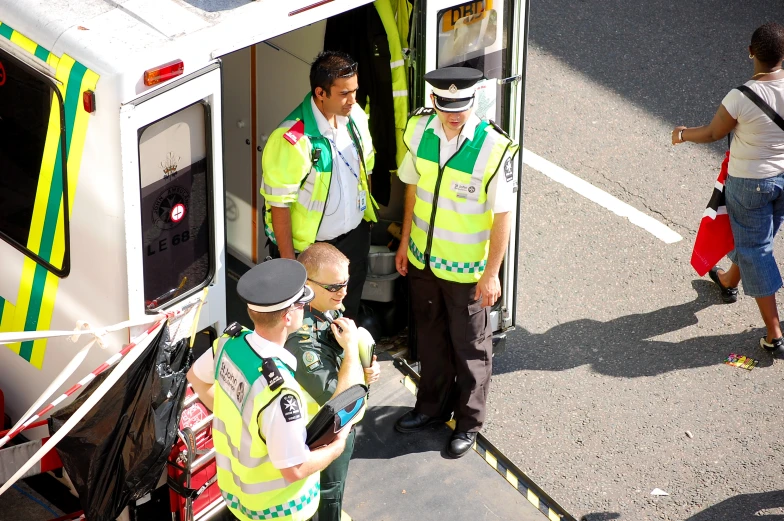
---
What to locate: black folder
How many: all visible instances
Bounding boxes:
[305,384,368,449]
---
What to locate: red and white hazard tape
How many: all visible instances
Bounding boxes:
[0,316,167,449]
[0,317,171,497]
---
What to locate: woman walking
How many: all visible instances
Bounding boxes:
[673,22,784,354]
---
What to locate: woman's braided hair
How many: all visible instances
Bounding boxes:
[751,22,784,67]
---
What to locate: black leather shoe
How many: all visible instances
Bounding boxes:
[394,411,444,433]
[447,431,477,458]
[708,267,738,303]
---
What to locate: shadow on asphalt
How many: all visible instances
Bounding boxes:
[582,490,784,520]
[528,0,783,151]
[684,490,784,520]
[497,279,775,377]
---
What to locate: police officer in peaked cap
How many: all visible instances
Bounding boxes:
[187,259,356,521]
[394,66,520,458]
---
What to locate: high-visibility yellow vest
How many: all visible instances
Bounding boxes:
[374,0,409,168]
[261,94,378,253]
[402,113,519,283]
[212,331,321,521]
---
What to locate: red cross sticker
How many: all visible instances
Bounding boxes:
[0,62,6,87]
[170,203,186,223]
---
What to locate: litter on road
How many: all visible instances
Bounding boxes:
[723,353,758,370]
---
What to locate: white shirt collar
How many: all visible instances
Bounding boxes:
[246,331,298,370]
[428,112,481,145]
[310,96,348,136]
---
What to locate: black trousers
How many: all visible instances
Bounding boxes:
[268,220,370,319]
[408,264,492,432]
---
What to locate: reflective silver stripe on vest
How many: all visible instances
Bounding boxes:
[412,214,429,235]
[296,169,326,213]
[413,213,489,245]
[214,336,231,362]
[416,187,488,215]
[262,182,292,196]
[212,416,269,468]
[408,116,431,152]
[215,453,290,494]
[433,226,490,244]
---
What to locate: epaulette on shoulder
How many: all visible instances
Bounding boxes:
[223,322,244,338]
[410,107,436,117]
[298,319,314,334]
[282,119,306,145]
[488,119,511,140]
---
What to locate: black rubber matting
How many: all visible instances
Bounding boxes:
[344,358,545,521]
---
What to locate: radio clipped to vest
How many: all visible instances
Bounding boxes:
[223,322,244,337]
[311,147,322,165]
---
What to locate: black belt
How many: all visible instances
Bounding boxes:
[323,220,367,245]
[324,230,352,245]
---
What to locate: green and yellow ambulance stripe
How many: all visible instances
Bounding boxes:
[0,22,99,368]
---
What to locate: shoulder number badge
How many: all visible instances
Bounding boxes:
[261,358,284,391]
[504,157,514,183]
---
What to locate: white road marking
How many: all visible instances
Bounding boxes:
[523,149,683,244]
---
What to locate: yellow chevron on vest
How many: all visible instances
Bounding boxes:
[212,333,321,521]
[374,0,409,168]
[0,22,99,367]
[261,94,377,252]
[403,114,517,283]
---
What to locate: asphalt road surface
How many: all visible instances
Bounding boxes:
[485,1,784,520]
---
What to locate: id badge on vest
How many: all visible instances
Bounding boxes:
[358,190,367,212]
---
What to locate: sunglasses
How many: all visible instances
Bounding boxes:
[337,62,358,78]
[308,278,349,293]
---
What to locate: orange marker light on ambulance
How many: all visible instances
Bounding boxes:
[143,59,184,86]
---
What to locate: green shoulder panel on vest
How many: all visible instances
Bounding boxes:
[438,120,491,174]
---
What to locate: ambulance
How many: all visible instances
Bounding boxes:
[0,0,530,519]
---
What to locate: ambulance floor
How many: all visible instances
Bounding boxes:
[343,358,545,521]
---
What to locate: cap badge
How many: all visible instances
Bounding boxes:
[448,84,458,94]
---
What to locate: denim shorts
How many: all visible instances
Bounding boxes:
[725,173,784,297]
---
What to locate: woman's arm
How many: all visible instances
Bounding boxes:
[672,104,737,145]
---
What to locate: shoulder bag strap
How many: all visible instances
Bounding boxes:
[737,84,784,132]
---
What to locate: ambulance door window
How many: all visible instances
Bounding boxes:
[0,49,68,276]
[138,102,213,310]
[436,0,510,125]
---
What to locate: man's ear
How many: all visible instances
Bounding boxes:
[315,86,329,100]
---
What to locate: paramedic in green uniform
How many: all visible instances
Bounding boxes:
[186,259,361,521]
[284,243,381,521]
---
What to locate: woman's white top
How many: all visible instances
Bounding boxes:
[721,78,784,179]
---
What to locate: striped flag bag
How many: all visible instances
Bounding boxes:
[691,149,734,276]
